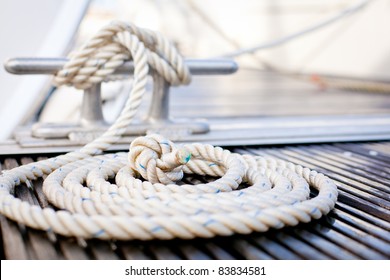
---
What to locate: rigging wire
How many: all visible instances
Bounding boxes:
[220,0,373,57]
[187,0,387,93]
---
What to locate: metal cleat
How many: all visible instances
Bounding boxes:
[5,57,238,141]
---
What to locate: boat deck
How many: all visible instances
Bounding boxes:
[1,141,389,260]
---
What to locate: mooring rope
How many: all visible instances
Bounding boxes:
[0,21,337,240]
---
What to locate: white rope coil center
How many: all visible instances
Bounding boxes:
[0,21,337,240]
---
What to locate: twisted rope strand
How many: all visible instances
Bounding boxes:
[0,21,337,240]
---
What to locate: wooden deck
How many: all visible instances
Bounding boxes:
[1,141,389,260]
[0,70,389,259]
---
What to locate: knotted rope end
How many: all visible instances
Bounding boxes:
[128,134,191,184]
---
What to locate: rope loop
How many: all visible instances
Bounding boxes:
[54,21,191,89]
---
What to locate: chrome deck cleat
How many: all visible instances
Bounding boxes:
[5,57,238,141]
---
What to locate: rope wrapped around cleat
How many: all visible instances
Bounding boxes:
[0,21,337,240]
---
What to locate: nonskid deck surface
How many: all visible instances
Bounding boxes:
[1,141,389,260]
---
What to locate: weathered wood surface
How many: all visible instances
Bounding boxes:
[1,142,389,260]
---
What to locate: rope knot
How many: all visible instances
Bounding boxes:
[128,134,191,184]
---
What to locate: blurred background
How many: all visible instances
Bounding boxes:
[76,0,390,77]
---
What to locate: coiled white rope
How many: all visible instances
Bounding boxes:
[0,21,337,240]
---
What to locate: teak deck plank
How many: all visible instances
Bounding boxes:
[1,142,389,260]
